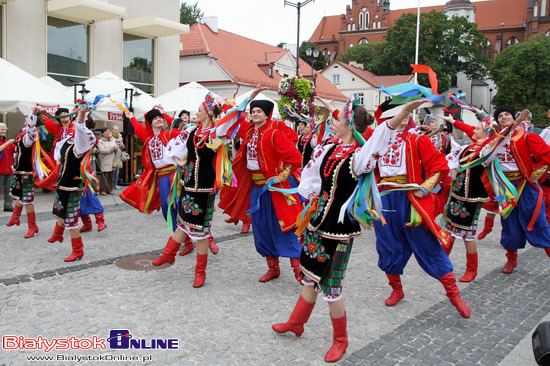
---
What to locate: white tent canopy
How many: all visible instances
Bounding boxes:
[0,57,73,115]
[39,75,69,94]
[235,90,281,120]
[60,71,161,122]
[155,82,219,116]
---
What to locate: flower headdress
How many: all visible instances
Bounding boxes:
[203,92,218,121]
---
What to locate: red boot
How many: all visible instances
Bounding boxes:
[64,237,84,262]
[439,272,471,318]
[502,249,518,274]
[224,217,239,225]
[193,253,208,288]
[241,222,250,233]
[208,234,219,255]
[272,295,315,336]
[6,205,22,226]
[95,213,107,232]
[79,215,93,233]
[290,257,301,283]
[259,256,280,282]
[385,273,405,306]
[47,223,65,243]
[325,314,349,362]
[459,252,478,282]
[444,237,455,256]
[178,236,194,256]
[152,237,182,266]
[24,211,39,238]
[477,215,494,240]
[545,247,550,257]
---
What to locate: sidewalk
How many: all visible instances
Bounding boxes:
[1,190,548,365]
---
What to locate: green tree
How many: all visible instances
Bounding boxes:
[180,1,204,26]
[299,41,326,71]
[338,42,386,68]
[491,35,550,127]
[340,10,490,92]
[276,42,285,48]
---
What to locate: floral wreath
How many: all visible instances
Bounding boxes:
[277,77,316,121]
[203,92,218,121]
[345,93,360,129]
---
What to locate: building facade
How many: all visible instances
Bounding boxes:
[1,0,186,97]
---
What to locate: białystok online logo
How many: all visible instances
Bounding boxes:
[2,330,179,352]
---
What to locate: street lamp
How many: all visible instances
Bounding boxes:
[284,0,315,77]
[73,83,89,103]
[305,47,319,85]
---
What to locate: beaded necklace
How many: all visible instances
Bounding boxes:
[322,143,358,178]
[193,125,213,149]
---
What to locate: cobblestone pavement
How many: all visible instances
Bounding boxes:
[1,190,548,365]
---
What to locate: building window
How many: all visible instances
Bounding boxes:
[534,2,539,17]
[480,40,492,59]
[373,21,377,29]
[123,33,154,95]
[332,74,340,85]
[506,37,519,47]
[47,17,89,86]
[349,43,354,48]
[378,21,381,28]
[357,92,364,105]
[451,74,458,87]
[348,24,351,31]
[359,38,368,45]
[352,23,356,31]
[359,7,369,30]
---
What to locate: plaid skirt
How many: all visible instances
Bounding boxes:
[53,189,83,229]
[301,230,353,302]
[10,174,35,205]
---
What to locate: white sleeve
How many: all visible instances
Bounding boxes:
[353,121,397,176]
[74,120,96,156]
[298,144,331,199]
[446,144,467,171]
[22,114,38,147]
[165,125,193,161]
[540,128,550,145]
[480,127,514,163]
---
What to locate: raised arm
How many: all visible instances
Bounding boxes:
[74,107,97,155]
[22,108,40,147]
[125,111,150,143]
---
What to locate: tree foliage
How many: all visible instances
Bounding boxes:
[339,10,490,92]
[491,35,550,127]
[299,41,326,71]
[180,1,204,26]
[338,42,386,68]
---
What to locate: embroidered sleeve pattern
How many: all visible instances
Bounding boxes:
[22,114,38,147]
[74,120,96,156]
[353,121,397,176]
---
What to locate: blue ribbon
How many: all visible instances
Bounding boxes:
[247,178,300,215]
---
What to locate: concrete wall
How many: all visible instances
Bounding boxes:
[5,0,47,77]
[91,19,123,78]
[179,55,231,84]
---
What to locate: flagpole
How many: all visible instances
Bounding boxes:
[413,0,421,122]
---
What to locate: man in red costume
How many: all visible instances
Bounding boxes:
[373,110,471,319]
[44,108,75,159]
[491,106,550,273]
[219,98,302,282]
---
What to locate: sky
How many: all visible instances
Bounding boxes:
[192,0,486,46]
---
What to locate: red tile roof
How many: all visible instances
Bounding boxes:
[331,61,413,88]
[309,15,342,43]
[180,23,347,101]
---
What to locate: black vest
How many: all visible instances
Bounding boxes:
[14,140,33,174]
[57,140,85,190]
[308,145,361,239]
[298,135,314,168]
[180,127,216,192]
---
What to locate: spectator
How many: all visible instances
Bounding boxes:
[110,125,125,190]
[97,128,117,195]
[0,123,15,212]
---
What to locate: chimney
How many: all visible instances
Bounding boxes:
[201,16,218,33]
[349,61,364,69]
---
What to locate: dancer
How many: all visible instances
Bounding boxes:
[372,103,471,318]
[441,114,507,282]
[50,107,97,261]
[272,96,422,362]
[490,106,550,273]
[119,108,178,231]
[296,120,316,168]
[5,108,44,238]
[219,90,302,283]
[151,93,225,287]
